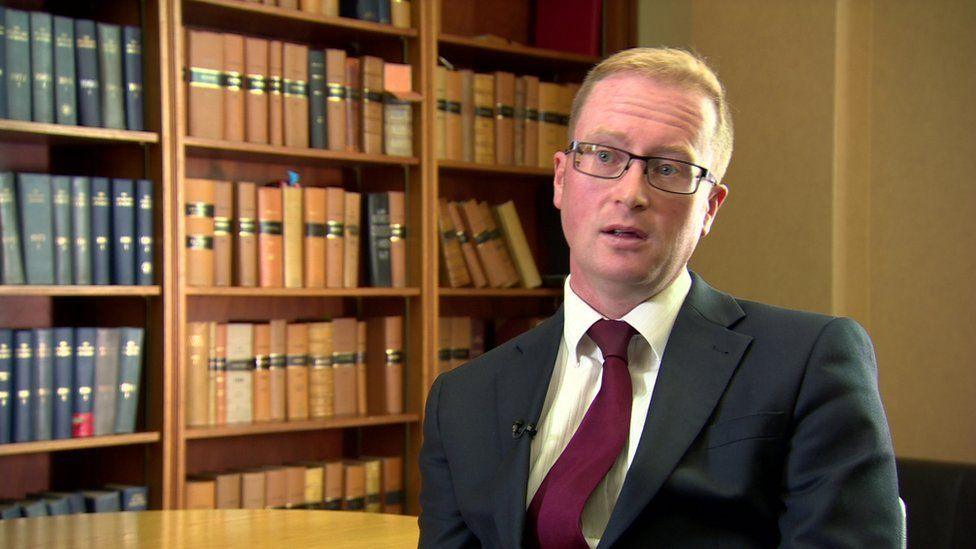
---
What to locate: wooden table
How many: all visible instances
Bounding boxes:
[0,509,419,547]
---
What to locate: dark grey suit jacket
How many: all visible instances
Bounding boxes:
[419,273,901,547]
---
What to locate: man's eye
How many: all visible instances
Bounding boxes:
[596,150,614,163]
[654,163,681,177]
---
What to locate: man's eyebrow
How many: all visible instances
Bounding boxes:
[585,128,629,141]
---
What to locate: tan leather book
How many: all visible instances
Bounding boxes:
[342,461,366,511]
[494,71,515,165]
[282,185,303,288]
[459,199,506,288]
[522,76,540,167]
[478,200,520,287]
[450,316,472,372]
[383,63,416,157]
[470,317,485,359]
[447,200,487,288]
[387,191,406,287]
[268,319,287,421]
[360,56,384,155]
[299,0,320,12]
[285,322,309,421]
[473,73,495,164]
[325,187,345,288]
[212,323,227,426]
[514,77,526,166]
[538,81,562,168]
[558,83,576,155]
[343,191,361,288]
[324,49,347,151]
[268,40,284,146]
[356,320,367,416]
[244,38,269,144]
[459,69,475,162]
[363,458,382,513]
[303,187,326,288]
[437,198,471,288]
[300,462,324,504]
[331,318,358,416]
[322,460,344,510]
[344,57,362,152]
[213,180,233,287]
[185,178,215,287]
[391,0,411,28]
[186,30,223,139]
[263,466,287,508]
[278,0,298,8]
[321,0,339,16]
[252,323,272,422]
[445,70,463,161]
[185,478,216,509]
[257,185,283,287]
[240,470,266,509]
[186,321,210,428]
[380,455,403,513]
[202,472,241,509]
[225,322,254,424]
[283,43,309,148]
[366,316,403,415]
[307,321,334,419]
[437,316,452,377]
[235,181,258,286]
[494,200,542,288]
[223,34,245,142]
[206,323,217,426]
[435,66,447,159]
[284,465,305,507]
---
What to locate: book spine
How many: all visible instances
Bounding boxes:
[300,0,322,13]
[356,320,367,416]
[0,172,25,284]
[234,181,257,286]
[30,12,54,123]
[12,331,32,442]
[5,10,31,121]
[322,0,340,16]
[364,458,382,512]
[52,176,72,285]
[213,181,233,287]
[342,191,360,288]
[523,76,539,167]
[0,7,6,119]
[473,73,495,164]
[437,317,452,376]
[377,0,391,24]
[72,328,96,437]
[494,201,542,288]
[460,199,505,288]
[74,19,100,127]
[391,0,411,28]
[223,34,245,142]
[225,323,253,424]
[123,26,143,131]
[360,56,384,155]
[460,70,475,162]
[331,318,357,416]
[213,323,227,426]
[184,178,215,287]
[324,49,347,151]
[447,200,487,288]
[367,316,403,414]
[383,97,412,156]
[513,76,526,166]
[381,455,404,513]
[252,324,271,422]
[286,323,309,421]
[282,186,303,288]
[111,179,136,285]
[93,328,119,436]
[283,43,309,148]
[0,330,11,444]
[307,322,333,419]
[18,173,55,284]
[97,23,124,129]
[257,186,283,287]
[308,50,327,149]
[344,57,362,152]
[303,187,326,288]
[90,178,111,285]
[343,462,366,510]
[114,327,143,434]
[366,193,391,287]
[185,322,209,427]
[436,198,471,288]
[268,320,287,421]
[186,30,224,139]
[450,316,471,372]
[479,200,520,287]
[71,176,91,285]
[52,328,73,439]
[324,187,344,288]
[136,179,153,285]
[244,37,269,144]
[494,71,515,165]
[445,70,463,161]
[387,191,406,287]
[268,40,284,146]
[32,329,54,441]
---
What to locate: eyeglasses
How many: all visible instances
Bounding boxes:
[565,141,718,195]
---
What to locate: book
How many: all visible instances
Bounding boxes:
[363,458,382,512]
[5,10,31,121]
[494,201,542,288]
[458,199,503,288]
[111,178,136,285]
[388,191,406,287]
[223,34,245,142]
[0,330,12,444]
[382,62,417,157]
[186,29,224,139]
[279,0,300,8]
[114,327,143,434]
[234,181,258,286]
[51,329,72,439]
[300,0,322,13]
[444,69,462,160]
[185,321,209,428]
[104,484,148,511]
[240,470,266,509]
[38,491,84,514]
[12,331,32,442]
[136,179,154,285]
[90,178,111,285]
[284,465,305,507]
[0,7,6,119]
[32,329,54,441]
[34,493,69,516]
[185,178,215,287]
[322,0,340,16]
[377,0,391,23]
[344,57,362,152]
[341,0,379,22]
[450,316,471,372]
[356,320,367,416]
[97,23,124,129]
[74,19,100,127]
[534,0,602,56]
[30,12,54,123]
[325,49,347,151]
[459,69,475,162]
[264,466,287,508]
[342,461,366,510]
[360,56,384,154]
[268,319,287,421]
[447,200,487,288]
[252,323,272,422]
[282,42,309,148]
[514,76,525,166]
[209,322,222,425]
[380,455,403,513]
[0,172,25,284]
[322,460,344,510]
[19,499,47,517]
[437,316,451,377]
[331,318,357,416]
[522,75,539,167]
[257,185,283,287]
[391,0,411,28]
[184,478,215,509]
[436,198,471,288]
[123,26,143,131]
[52,176,72,285]
[0,504,22,520]
[72,328,96,437]
[300,463,324,504]
[367,316,403,414]
[538,81,563,167]
[282,185,303,288]
[303,186,326,287]
[203,472,241,509]
[324,187,345,288]
[470,317,485,358]
[225,323,254,424]
[478,200,520,287]
[473,73,495,164]
[494,71,516,165]
[244,37,269,144]
[71,176,91,285]
[82,490,121,513]
[92,328,119,436]
[343,191,361,288]
[268,40,284,146]
[285,323,309,421]
[213,180,233,287]
[366,192,391,286]
[435,66,447,159]
[307,321,334,419]
[18,173,55,285]
[308,49,326,148]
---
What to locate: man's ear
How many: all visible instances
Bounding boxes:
[701,183,728,237]
[553,150,567,209]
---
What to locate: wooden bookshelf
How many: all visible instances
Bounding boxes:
[438,32,600,67]
[0,120,159,145]
[185,414,420,440]
[0,286,162,297]
[0,433,161,457]
[438,159,553,177]
[183,137,420,167]
[185,287,421,297]
[439,287,563,298]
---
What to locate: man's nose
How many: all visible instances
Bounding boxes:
[613,159,650,209]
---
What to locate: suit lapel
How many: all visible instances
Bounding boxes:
[598,274,753,548]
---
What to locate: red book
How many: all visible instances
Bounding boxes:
[533,0,602,57]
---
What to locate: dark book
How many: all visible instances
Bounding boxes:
[92,328,119,436]
[72,327,96,437]
[51,327,73,440]
[104,484,147,511]
[12,330,32,443]
[377,0,391,24]
[5,9,31,121]
[52,176,72,285]
[0,7,6,119]
[53,16,76,125]
[0,172,25,284]
[38,491,84,514]
[29,12,54,123]
[136,179,153,285]
[90,177,110,285]
[17,173,55,285]
[82,490,120,513]
[114,327,143,434]
[39,493,70,515]
[74,19,100,127]
[340,0,379,21]
[122,26,143,131]
[0,330,11,444]
[0,502,21,519]
[31,328,54,441]
[366,192,392,286]
[111,179,135,285]
[97,23,123,129]
[71,176,91,285]
[308,49,326,149]
[18,499,47,517]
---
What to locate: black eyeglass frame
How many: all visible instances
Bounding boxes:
[565,140,719,195]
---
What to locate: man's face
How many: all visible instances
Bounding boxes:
[553,73,728,300]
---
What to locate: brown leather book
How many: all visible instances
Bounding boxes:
[344,57,362,152]
[363,458,382,512]
[203,472,241,509]
[299,0,320,12]
[343,461,366,511]
[282,185,303,288]
[303,186,326,288]
[538,81,562,168]
[257,185,283,287]
[252,323,272,422]
[343,191,361,288]
[240,469,266,509]
[356,320,367,416]
[473,73,496,164]
[447,200,487,288]
[206,322,217,426]
[494,71,516,165]
[494,200,542,288]
[213,323,227,426]
[268,40,284,146]
[558,83,576,154]
[185,478,216,509]
[459,69,475,162]
[322,460,344,510]
[284,465,305,507]
[366,316,403,415]
[435,66,447,159]
[307,321,334,419]
[225,322,254,424]
[300,462,324,504]
[325,187,345,288]
[445,69,463,161]
[186,30,224,139]
[244,38,269,144]
[437,316,452,377]
[213,181,233,287]
[185,179,216,287]
[331,317,358,416]
[514,76,526,166]
[360,56,384,155]
[283,43,309,148]
[383,63,416,157]
[450,316,472,372]
[478,200,520,287]
[324,49,347,151]
[437,198,471,288]
[522,75,540,168]
[263,466,287,508]
[278,0,299,8]
[186,321,210,428]
[458,199,506,288]
[235,181,258,286]
[321,0,339,16]
[223,34,245,142]
[387,191,406,287]
[285,322,309,421]
[380,455,404,513]
[391,0,411,28]
[268,319,287,421]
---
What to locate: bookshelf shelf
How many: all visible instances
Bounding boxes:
[0,285,162,297]
[184,414,420,440]
[185,287,421,297]
[438,159,553,177]
[438,32,600,68]
[439,287,563,298]
[0,120,159,146]
[0,432,161,457]
[183,137,420,167]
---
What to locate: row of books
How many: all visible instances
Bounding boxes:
[438,198,541,289]
[185,30,418,156]
[435,67,578,168]
[0,173,154,286]
[0,9,144,130]
[0,327,145,445]
[0,485,147,519]
[186,455,402,513]
[185,316,402,429]
[237,0,412,28]
[185,179,405,288]
[436,316,546,377]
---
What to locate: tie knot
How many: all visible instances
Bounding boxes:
[587,319,636,361]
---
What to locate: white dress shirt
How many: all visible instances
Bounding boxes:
[526,270,691,548]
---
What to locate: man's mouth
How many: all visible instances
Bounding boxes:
[601,226,647,239]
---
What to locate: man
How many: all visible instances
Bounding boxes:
[419,48,900,548]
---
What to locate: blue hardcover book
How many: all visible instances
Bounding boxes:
[111,179,135,285]
[0,172,25,284]
[122,26,143,131]
[30,493,70,516]
[0,501,22,520]
[92,328,119,436]
[52,176,73,285]
[72,327,96,437]
[377,0,391,24]
[0,7,6,119]
[114,327,143,434]
[17,173,55,285]
[39,491,83,514]
[135,179,153,285]
[104,484,147,511]
[53,16,76,125]
[31,328,54,441]
[0,329,12,444]
[90,177,110,285]
[52,327,73,439]
[71,176,91,285]
[97,23,123,130]
[5,9,31,121]
[341,0,379,21]
[12,330,32,442]
[74,19,100,127]
[82,490,120,513]
[29,11,54,123]
[18,499,47,517]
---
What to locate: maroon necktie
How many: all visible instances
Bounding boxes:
[526,319,637,548]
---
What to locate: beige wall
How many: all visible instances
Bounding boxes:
[638,0,976,463]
